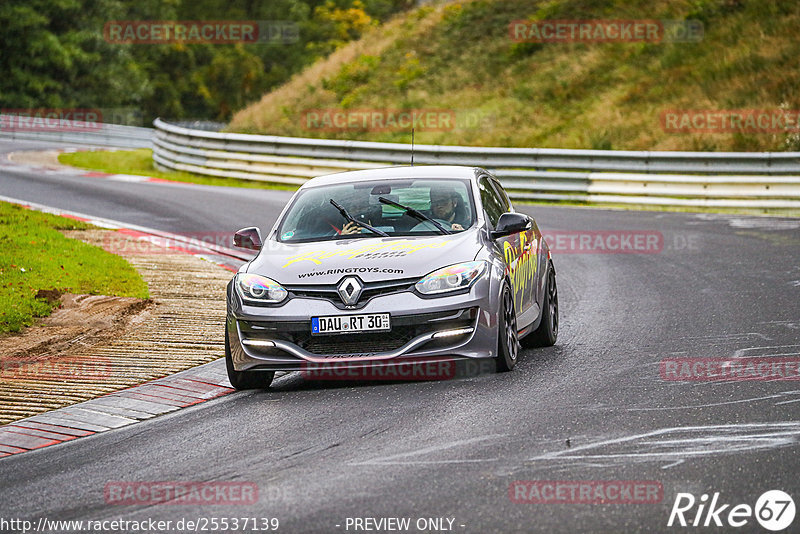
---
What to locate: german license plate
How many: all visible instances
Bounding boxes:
[311,313,390,335]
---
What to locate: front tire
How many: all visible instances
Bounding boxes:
[523,263,558,347]
[225,329,275,390]
[496,285,519,372]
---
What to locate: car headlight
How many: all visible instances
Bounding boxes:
[415,261,487,295]
[235,273,288,304]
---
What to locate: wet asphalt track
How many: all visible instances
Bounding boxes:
[1,139,799,533]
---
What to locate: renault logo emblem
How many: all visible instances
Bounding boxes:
[337,277,364,306]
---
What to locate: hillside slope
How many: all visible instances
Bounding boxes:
[229,0,799,152]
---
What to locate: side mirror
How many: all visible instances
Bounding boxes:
[490,213,530,240]
[233,227,263,251]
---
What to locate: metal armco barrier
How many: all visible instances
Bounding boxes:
[153,119,800,209]
[3,113,799,209]
[0,115,151,149]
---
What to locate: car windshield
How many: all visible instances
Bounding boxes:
[277,178,475,243]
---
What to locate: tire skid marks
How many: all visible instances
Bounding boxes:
[525,422,800,469]
[624,391,800,411]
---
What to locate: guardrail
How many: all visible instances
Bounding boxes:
[3,114,798,209]
[153,119,800,208]
[0,115,151,149]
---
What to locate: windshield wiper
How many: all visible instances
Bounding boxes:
[378,197,451,235]
[329,199,389,237]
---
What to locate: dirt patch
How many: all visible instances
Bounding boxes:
[0,293,153,364]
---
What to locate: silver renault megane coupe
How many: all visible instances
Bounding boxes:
[226,166,558,389]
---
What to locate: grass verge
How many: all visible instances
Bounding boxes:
[58,149,299,191]
[0,201,150,334]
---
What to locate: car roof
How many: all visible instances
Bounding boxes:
[301,165,486,189]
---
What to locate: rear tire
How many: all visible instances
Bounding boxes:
[225,329,275,390]
[496,285,519,372]
[522,263,558,348]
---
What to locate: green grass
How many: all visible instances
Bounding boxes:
[0,202,150,334]
[230,0,800,152]
[58,149,299,191]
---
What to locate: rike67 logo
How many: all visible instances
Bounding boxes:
[668,490,795,531]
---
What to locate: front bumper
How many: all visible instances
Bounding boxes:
[226,278,499,372]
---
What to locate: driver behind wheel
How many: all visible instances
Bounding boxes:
[338,192,380,235]
[429,186,468,231]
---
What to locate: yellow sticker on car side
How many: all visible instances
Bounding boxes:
[503,232,538,296]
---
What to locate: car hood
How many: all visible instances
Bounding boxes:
[248,230,483,285]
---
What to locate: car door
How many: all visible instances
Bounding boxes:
[493,177,543,320]
[479,175,537,320]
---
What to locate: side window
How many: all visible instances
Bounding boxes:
[478,176,505,228]
[490,178,511,213]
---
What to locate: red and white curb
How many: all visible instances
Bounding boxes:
[0,194,254,273]
[73,170,177,184]
[0,360,233,458]
[2,150,196,186]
